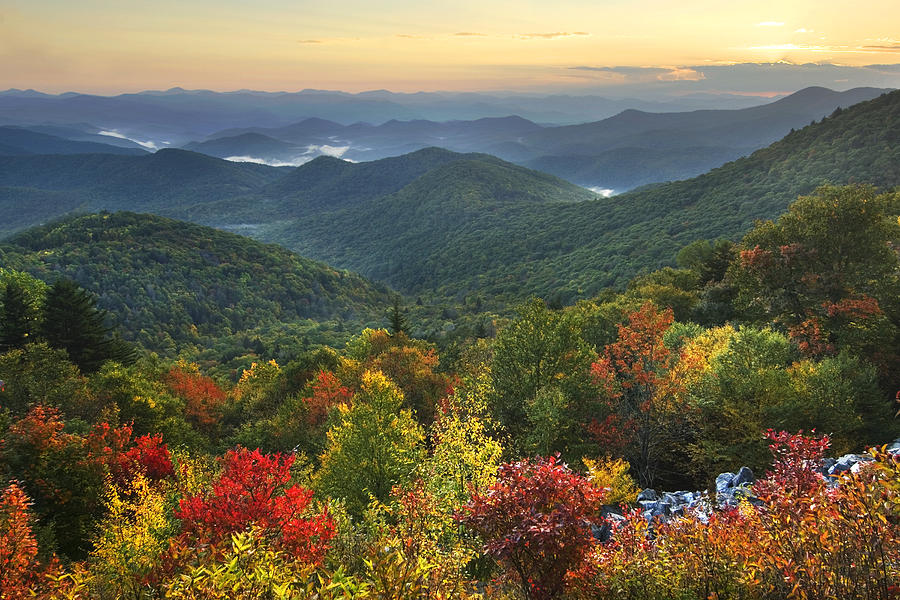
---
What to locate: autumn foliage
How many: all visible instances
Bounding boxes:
[166,362,226,431]
[0,484,42,599]
[176,447,334,565]
[460,454,604,600]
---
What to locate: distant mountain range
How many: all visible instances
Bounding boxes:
[0,86,885,193]
[183,86,889,192]
[0,88,897,308]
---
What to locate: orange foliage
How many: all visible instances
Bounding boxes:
[0,484,41,599]
[166,363,226,431]
[305,370,352,426]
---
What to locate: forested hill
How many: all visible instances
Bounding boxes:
[255,89,899,304]
[0,149,285,237]
[0,212,393,363]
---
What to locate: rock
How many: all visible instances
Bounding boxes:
[637,488,658,502]
[732,466,754,487]
[715,472,734,493]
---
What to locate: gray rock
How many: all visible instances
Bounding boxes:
[637,488,658,502]
[715,472,734,493]
[732,466,755,487]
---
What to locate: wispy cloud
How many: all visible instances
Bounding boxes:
[297,39,322,44]
[863,44,900,51]
[747,43,900,54]
[98,130,159,150]
[657,67,705,81]
[756,21,785,27]
[516,31,590,40]
[453,32,487,37]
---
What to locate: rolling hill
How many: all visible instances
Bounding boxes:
[0,212,393,361]
[0,126,148,156]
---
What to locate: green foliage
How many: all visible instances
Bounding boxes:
[315,371,425,517]
[490,299,595,456]
[0,212,392,362]
[0,280,33,352]
[40,278,135,373]
[0,342,94,419]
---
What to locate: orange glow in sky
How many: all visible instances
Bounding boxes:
[2,0,899,93]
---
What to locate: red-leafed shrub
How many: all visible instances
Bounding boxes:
[176,447,334,565]
[117,433,175,483]
[459,454,604,600]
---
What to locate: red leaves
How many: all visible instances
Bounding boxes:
[118,434,175,483]
[756,429,831,500]
[590,303,674,403]
[460,455,604,600]
[176,447,334,565]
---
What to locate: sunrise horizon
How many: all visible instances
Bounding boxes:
[4,0,900,96]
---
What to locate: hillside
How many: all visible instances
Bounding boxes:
[513,86,889,190]
[0,212,393,360]
[0,126,148,156]
[0,149,285,235]
[262,156,596,293]
[254,89,900,303]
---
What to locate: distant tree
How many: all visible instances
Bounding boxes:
[0,281,33,352]
[388,296,408,335]
[732,185,900,371]
[40,279,135,373]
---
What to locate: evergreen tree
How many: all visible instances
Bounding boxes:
[40,279,135,373]
[0,280,32,352]
[388,296,408,335]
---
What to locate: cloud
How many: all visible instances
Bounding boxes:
[97,130,159,150]
[560,62,900,97]
[657,67,705,81]
[571,65,668,74]
[224,155,312,167]
[587,186,616,197]
[517,31,590,40]
[297,39,322,44]
[863,45,900,51]
[454,32,487,37]
[756,21,785,27]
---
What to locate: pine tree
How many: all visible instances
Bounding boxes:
[0,281,32,352]
[40,279,135,373]
[388,296,408,335]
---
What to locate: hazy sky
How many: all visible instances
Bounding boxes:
[2,0,900,94]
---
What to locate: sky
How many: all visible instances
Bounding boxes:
[2,0,900,95]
